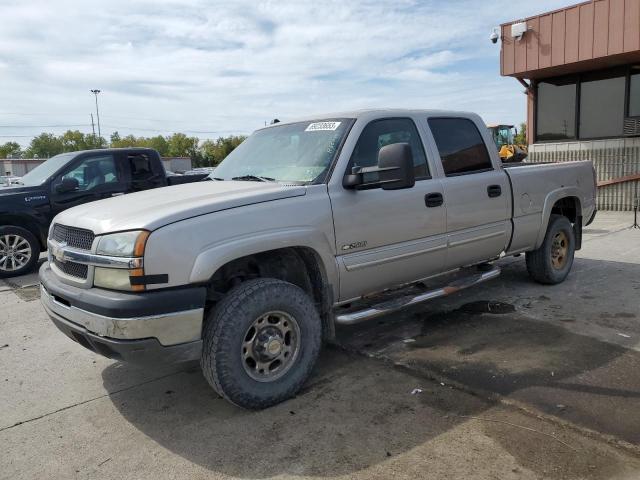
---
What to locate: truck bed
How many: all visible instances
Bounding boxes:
[503,160,597,254]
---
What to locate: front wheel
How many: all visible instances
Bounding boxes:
[201,278,322,409]
[526,214,575,285]
[0,226,40,278]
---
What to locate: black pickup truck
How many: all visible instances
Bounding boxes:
[0,148,208,278]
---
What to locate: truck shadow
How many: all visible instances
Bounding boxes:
[100,257,640,476]
[337,256,640,445]
[101,347,508,477]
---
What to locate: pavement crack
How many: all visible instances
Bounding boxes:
[0,369,188,433]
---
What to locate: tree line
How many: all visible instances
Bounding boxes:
[0,131,246,168]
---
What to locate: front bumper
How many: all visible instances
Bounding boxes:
[40,262,206,364]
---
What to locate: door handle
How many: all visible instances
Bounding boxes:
[487,185,502,198]
[425,192,444,207]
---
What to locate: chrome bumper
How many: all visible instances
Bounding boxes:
[40,284,203,346]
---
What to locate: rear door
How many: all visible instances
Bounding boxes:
[329,116,447,301]
[425,117,510,269]
[125,151,166,192]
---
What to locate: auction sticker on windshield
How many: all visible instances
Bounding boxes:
[305,121,341,132]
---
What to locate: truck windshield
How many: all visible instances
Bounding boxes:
[19,152,77,186]
[213,119,353,184]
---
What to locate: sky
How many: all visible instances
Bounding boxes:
[0,0,572,147]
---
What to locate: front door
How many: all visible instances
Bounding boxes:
[426,117,510,269]
[49,153,128,218]
[329,117,447,301]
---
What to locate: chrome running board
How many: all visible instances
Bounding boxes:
[334,266,501,325]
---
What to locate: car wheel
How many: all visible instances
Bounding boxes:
[526,214,575,285]
[201,278,322,409]
[0,226,40,278]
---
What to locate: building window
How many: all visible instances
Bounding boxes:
[536,79,576,141]
[579,72,625,139]
[629,72,640,118]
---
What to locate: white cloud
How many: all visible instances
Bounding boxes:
[0,0,570,146]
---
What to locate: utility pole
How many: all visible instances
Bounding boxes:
[90,113,96,137]
[90,89,101,139]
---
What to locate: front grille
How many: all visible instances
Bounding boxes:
[51,224,95,251]
[53,258,88,279]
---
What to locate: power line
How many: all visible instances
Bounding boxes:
[0,124,90,128]
[101,124,244,134]
[0,124,243,134]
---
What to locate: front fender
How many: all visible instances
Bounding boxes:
[189,226,338,295]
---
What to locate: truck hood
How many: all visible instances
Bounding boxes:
[52,181,307,235]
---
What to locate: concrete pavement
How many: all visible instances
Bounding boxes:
[1,211,640,479]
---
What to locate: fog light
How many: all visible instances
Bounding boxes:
[94,267,144,291]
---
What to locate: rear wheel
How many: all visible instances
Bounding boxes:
[526,214,575,284]
[201,278,322,409]
[0,226,40,278]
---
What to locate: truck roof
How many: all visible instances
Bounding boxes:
[261,109,481,129]
[57,147,157,156]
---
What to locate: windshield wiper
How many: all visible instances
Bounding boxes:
[231,175,276,182]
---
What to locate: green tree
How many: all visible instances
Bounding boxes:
[60,130,88,151]
[59,130,106,152]
[25,133,64,158]
[514,122,527,145]
[84,134,107,149]
[0,141,22,159]
[167,133,199,157]
[200,135,246,166]
[146,135,169,156]
[110,134,142,148]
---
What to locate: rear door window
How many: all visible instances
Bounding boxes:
[428,118,493,176]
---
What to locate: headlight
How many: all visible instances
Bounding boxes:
[94,230,149,291]
[96,230,149,257]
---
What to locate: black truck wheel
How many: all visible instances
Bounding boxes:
[201,278,322,409]
[526,214,575,285]
[0,226,40,278]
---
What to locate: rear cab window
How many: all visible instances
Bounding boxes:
[427,118,493,176]
[127,152,164,191]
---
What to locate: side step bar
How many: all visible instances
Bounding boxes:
[334,266,501,325]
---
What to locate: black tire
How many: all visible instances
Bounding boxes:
[0,226,40,279]
[526,214,575,285]
[201,278,322,409]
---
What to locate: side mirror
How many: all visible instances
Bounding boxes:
[343,142,415,190]
[55,177,79,193]
[377,143,415,190]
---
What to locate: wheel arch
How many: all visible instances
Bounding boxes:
[535,189,582,250]
[205,245,336,340]
[0,214,46,251]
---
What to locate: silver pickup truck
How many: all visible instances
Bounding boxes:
[40,109,597,409]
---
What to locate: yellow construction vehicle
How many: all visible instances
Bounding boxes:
[487,124,528,163]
